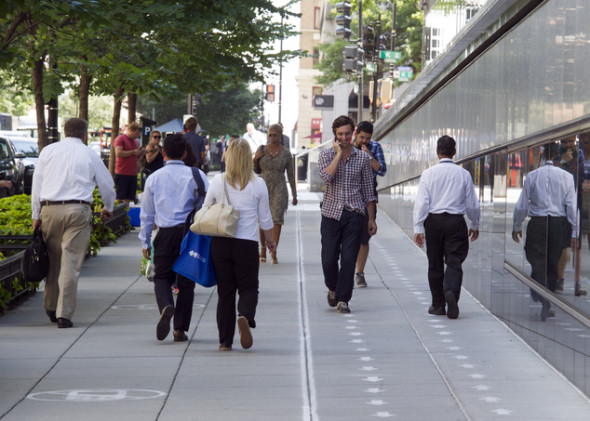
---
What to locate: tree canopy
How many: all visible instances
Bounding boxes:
[0,0,300,148]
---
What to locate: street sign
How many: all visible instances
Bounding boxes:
[396,66,413,82]
[365,63,376,73]
[313,95,334,109]
[379,50,401,63]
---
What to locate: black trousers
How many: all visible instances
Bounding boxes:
[321,210,363,303]
[210,237,259,347]
[525,216,569,297]
[424,213,469,308]
[153,226,195,332]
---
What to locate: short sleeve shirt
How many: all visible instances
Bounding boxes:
[114,134,139,176]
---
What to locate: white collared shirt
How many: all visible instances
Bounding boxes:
[31,137,115,219]
[512,161,577,236]
[139,160,209,249]
[413,158,480,234]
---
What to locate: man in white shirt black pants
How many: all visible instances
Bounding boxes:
[512,142,577,321]
[413,136,480,319]
[32,118,115,328]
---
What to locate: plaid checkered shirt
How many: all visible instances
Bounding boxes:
[319,146,377,221]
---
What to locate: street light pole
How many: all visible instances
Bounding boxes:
[358,0,363,122]
[278,12,284,125]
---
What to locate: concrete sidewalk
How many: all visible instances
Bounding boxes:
[1,186,590,420]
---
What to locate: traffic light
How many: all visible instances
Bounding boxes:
[362,25,375,60]
[266,84,275,102]
[342,44,363,73]
[335,2,352,40]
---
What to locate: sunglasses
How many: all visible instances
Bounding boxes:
[153,135,161,139]
[268,133,281,137]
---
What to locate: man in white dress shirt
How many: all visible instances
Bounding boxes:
[139,134,208,342]
[512,142,577,320]
[413,136,480,319]
[32,118,115,328]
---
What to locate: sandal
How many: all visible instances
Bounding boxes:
[259,247,267,263]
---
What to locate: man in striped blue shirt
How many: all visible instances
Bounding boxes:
[352,121,387,288]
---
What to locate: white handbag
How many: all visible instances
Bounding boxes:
[190,175,240,238]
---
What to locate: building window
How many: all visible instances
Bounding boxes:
[465,6,479,23]
[313,48,319,65]
[314,7,321,30]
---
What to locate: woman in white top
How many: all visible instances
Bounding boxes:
[203,138,276,351]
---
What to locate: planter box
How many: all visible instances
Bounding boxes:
[94,203,129,246]
[0,245,31,309]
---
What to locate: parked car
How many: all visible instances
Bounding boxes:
[8,138,38,195]
[0,135,26,197]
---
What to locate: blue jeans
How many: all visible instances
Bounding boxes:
[321,210,363,303]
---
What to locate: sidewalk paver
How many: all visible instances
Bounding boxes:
[1,184,589,420]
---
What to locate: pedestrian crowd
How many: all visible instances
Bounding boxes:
[31,113,580,352]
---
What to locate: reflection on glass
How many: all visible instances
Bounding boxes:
[507,135,590,320]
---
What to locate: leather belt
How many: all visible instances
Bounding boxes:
[41,200,92,206]
[343,205,362,214]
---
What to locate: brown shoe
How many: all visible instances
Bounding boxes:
[173,329,188,342]
[237,316,253,349]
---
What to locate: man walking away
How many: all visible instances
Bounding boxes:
[413,135,480,319]
[183,116,206,170]
[139,134,209,342]
[32,118,115,328]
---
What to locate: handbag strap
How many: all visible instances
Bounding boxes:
[222,174,233,206]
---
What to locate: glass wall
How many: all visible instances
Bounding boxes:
[378,139,590,395]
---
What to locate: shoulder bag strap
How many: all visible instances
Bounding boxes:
[222,174,232,206]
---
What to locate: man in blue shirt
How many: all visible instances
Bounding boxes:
[139,134,209,342]
[352,121,387,288]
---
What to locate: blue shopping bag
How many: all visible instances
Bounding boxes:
[173,232,217,287]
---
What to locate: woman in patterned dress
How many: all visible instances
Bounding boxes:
[253,123,297,264]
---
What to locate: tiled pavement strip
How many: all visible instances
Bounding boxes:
[1,183,590,420]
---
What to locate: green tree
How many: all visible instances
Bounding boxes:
[136,83,263,139]
[0,69,33,116]
[0,0,300,156]
[197,84,264,138]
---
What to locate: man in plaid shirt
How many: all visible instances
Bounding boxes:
[319,115,377,313]
[352,121,387,288]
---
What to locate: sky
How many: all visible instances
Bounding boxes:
[262,0,300,134]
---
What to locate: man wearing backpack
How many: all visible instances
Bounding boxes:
[139,134,208,342]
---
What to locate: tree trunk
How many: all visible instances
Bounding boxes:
[127,92,137,123]
[109,85,124,177]
[31,57,47,152]
[79,64,91,121]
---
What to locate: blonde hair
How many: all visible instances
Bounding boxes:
[225,138,254,190]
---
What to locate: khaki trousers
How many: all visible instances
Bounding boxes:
[40,204,92,320]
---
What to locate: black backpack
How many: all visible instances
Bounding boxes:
[183,167,207,233]
[26,227,49,283]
